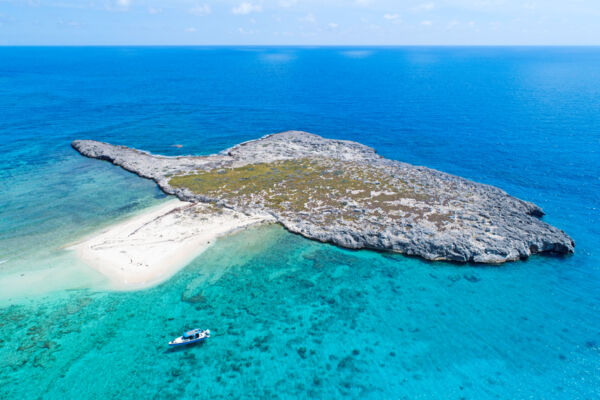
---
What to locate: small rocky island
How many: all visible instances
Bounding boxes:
[72,131,574,264]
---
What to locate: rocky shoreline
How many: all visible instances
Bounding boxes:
[72,131,574,264]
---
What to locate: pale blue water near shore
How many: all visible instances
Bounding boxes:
[0,47,599,398]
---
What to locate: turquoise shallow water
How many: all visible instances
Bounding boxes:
[1,226,599,399]
[0,47,599,398]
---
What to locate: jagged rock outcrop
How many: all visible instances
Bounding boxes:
[72,131,574,263]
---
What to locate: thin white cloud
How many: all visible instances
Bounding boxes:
[58,19,82,28]
[383,13,399,20]
[232,2,262,15]
[105,0,131,12]
[328,22,338,28]
[299,13,316,23]
[279,0,297,7]
[190,4,211,16]
[413,2,435,12]
[489,21,501,30]
[148,7,162,14]
[237,27,256,34]
[185,27,197,32]
[421,20,433,26]
[447,19,459,29]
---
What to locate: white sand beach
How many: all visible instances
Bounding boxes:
[69,199,271,290]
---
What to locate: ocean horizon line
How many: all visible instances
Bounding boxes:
[2,44,600,48]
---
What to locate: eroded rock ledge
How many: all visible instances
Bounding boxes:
[72,131,574,264]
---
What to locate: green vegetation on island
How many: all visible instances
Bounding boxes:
[169,158,453,229]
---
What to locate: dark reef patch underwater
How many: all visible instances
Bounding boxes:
[1,47,599,398]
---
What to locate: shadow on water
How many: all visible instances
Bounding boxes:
[163,340,207,354]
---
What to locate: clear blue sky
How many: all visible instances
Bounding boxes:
[1,0,599,45]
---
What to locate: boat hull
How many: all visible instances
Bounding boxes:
[168,337,208,347]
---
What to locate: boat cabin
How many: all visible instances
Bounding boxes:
[183,329,203,339]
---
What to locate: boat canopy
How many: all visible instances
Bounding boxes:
[183,329,201,338]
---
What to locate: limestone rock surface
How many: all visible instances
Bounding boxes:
[72,131,574,263]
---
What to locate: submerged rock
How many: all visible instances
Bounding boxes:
[72,131,574,264]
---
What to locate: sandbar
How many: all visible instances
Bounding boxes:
[69,199,271,290]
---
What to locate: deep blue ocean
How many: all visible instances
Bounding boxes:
[0,47,599,399]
